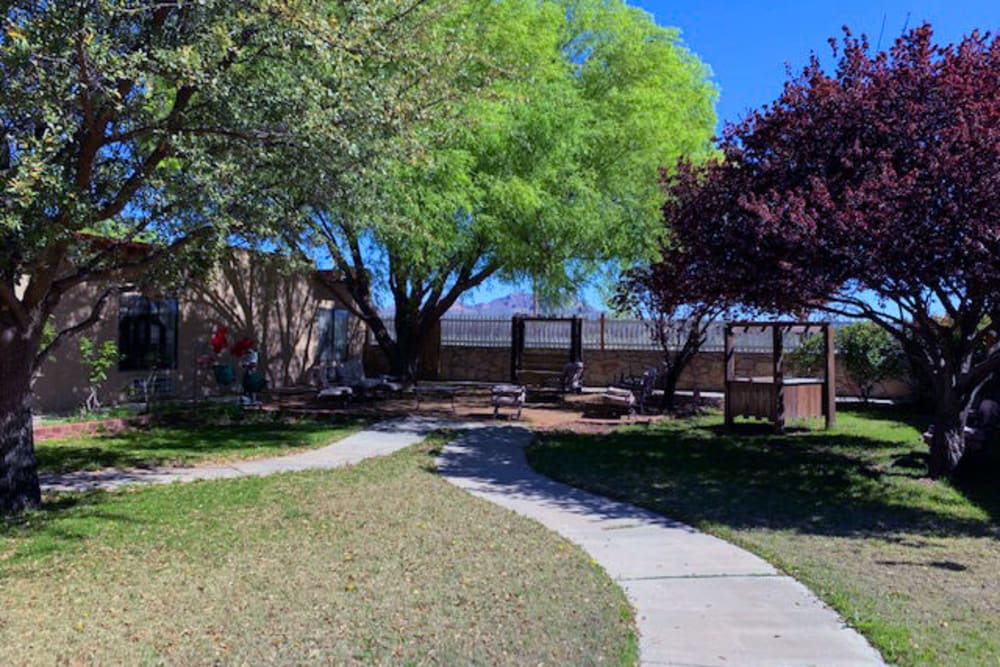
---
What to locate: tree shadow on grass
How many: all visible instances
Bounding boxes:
[35,417,359,474]
[1,491,146,570]
[528,415,999,540]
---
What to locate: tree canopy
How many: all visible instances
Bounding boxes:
[286,0,718,377]
[0,0,436,513]
[660,25,1000,477]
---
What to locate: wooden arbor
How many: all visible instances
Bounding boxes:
[510,315,583,384]
[724,321,836,432]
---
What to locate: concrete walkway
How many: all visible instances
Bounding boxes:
[438,426,887,667]
[39,416,447,493]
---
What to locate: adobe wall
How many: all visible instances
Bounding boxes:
[32,256,361,414]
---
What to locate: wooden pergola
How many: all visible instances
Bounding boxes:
[510,315,583,384]
[724,321,836,432]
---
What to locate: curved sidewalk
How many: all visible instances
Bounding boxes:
[39,416,448,493]
[438,426,886,667]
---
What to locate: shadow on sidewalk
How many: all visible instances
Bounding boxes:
[438,426,695,532]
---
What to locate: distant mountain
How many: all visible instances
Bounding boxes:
[447,291,601,316]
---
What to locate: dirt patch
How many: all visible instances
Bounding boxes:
[269,384,673,434]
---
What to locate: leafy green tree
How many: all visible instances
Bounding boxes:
[291,0,717,378]
[786,333,826,378]
[837,322,908,404]
[0,0,417,513]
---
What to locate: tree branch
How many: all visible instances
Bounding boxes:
[0,280,30,331]
[33,286,117,372]
[49,226,213,295]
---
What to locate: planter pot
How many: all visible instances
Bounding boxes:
[243,371,267,393]
[213,364,236,387]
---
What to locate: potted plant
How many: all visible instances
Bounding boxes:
[208,326,236,389]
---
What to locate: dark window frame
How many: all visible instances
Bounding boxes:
[117,294,180,371]
[318,307,350,363]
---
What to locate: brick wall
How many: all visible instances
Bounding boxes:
[33,415,151,442]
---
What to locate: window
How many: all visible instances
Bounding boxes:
[118,295,179,371]
[318,307,349,363]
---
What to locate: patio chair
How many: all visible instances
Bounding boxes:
[922,398,1000,453]
[492,384,526,420]
[337,359,404,397]
[635,366,660,415]
[313,363,353,403]
[531,361,585,401]
[557,361,585,394]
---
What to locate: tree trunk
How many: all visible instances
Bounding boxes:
[0,331,41,514]
[927,395,968,479]
[659,365,681,411]
[388,324,422,382]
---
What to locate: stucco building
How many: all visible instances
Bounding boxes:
[32,251,364,414]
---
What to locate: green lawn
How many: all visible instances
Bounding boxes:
[35,408,363,473]
[527,408,1000,667]
[1,435,636,665]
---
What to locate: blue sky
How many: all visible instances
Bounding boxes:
[637,0,1000,130]
[469,0,1000,309]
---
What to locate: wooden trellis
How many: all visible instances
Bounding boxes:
[510,316,583,384]
[724,321,836,432]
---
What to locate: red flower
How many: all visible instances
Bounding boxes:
[230,337,254,358]
[210,326,229,355]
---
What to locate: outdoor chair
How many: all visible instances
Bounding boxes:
[491,384,526,420]
[335,359,404,397]
[414,382,458,411]
[922,398,1000,453]
[532,361,585,401]
[635,366,659,414]
[313,363,354,403]
[556,361,585,394]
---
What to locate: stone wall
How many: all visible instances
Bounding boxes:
[374,343,912,399]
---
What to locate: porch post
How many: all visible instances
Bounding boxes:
[824,323,837,429]
[773,325,785,433]
[724,323,735,427]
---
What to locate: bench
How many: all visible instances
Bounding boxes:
[515,351,584,394]
[414,383,458,411]
[515,350,570,385]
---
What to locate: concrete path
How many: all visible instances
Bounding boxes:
[438,426,886,667]
[39,416,449,493]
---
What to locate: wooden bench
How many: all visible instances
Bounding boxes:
[414,383,458,411]
[516,350,573,387]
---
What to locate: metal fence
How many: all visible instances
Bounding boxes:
[375,314,842,353]
[442,317,511,348]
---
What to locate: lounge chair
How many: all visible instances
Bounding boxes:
[337,359,404,397]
